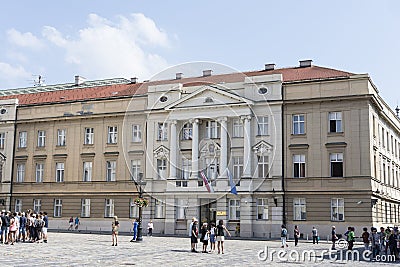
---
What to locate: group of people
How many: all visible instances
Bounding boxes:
[67,216,80,231]
[111,216,154,246]
[0,210,49,245]
[189,218,231,254]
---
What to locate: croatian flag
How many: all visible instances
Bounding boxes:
[200,171,214,193]
[227,169,238,195]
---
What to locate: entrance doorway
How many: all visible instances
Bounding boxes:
[199,199,217,224]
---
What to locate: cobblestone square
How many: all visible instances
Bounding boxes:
[0,232,398,266]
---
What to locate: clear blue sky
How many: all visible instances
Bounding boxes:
[0,1,399,108]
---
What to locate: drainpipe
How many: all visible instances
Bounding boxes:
[281,85,286,226]
[9,105,18,211]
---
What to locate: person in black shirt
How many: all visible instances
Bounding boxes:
[216,220,231,254]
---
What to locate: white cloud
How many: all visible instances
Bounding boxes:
[7,28,44,50]
[41,13,170,80]
[0,62,31,88]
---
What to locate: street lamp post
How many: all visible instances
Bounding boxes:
[136,172,147,242]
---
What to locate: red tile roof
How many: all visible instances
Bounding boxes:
[0,65,354,105]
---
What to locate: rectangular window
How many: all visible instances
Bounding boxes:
[382,128,385,148]
[206,121,219,138]
[292,114,305,135]
[331,198,344,221]
[35,163,44,183]
[107,126,118,144]
[257,116,269,136]
[330,153,343,177]
[106,161,116,181]
[33,199,41,214]
[257,155,269,178]
[57,129,66,146]
[83,162,92,182]
[54,199,62,217]
[16,163,25,182]
[181,158,191,180]
[18,131,27,148]
[233,120,244,137]
[81,199,91,218]
[293,154,306,178]
[155,199,165,218]
[129,199,139,218]
[0,163,3,183]
[56,162,65,182]
[131,160,141,181]
[229,199,240,220]
[84,128,94,145]
[157,159,167,179]
[257,198,269,220]
[293,198,306,220]
[233,156,243,182]
[157,123,168,141]
[0,132,5,149]
[132,125,142,142]
[176,199,186,220]
[182,123,192,140]
[15,199,22,213]
[329,112,342,133]
[105,199,114,217]
[37,130,46,147]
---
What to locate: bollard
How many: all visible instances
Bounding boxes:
[306,234,309,241]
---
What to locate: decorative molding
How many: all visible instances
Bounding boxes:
[253,140,273,154]
[154,145,170,159]
[288,144,309,149]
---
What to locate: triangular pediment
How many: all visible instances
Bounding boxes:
[252,140,273,154]
[153,145,169,159]
[165,86,253,110]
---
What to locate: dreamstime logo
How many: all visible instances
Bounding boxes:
[121,61,279,209]
[257,246,396,263]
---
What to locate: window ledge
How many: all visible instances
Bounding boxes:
[291,133,306,137]
[327,132,344,136]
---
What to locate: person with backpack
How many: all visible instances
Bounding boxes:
[281,225,288,248]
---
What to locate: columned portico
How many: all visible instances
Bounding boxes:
[169,120,177,179]
[242,115,252,178]
[219,117,228,178]
[191,119,199,179]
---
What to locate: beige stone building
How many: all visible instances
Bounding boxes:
[0,61,398,237]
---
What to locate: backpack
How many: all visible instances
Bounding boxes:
[281,228,287,237]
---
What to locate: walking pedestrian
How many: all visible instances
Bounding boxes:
[216,219,231,254]
[331,226,337,250]
[361,227,370,251]
[68,216,74,231]
[312,226,319,244]
[280,225,288,248]
[131,218,138,241]
[293,225,300,246]
[191,219,199,252]
[147,220,153,236]
[74,216,80,231]
[112,216,119,246]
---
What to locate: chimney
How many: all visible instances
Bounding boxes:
[75,75,86,86]
[176,73,183,80]
[299,59,313,68]
[202,70,212,77]
[131,77,138,84]
[264,63,276,71]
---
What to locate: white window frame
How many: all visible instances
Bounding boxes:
[182,123,192,140]
[257,198,269,220]
[132,124,142,142]
[292,114,305,135]
[83,162,93,182]
[157,159,167,179]
[129,199,139,218]
[105,199,114,218]
[0,132,5,149]
[84,127,94,145]
[233,156,243,182]
[176,199,186,220]
[181,158,191,180]
[33,199,41,214]
[229,199,240,220]
[81,199,91,218]
[15,199,22,213]
[293,154,306,178]
[331,198,345,221]
[18,131,27,148]
[37,130,46,147]
[35,163,44,183]
[233,120,244,138]
[55,162,65,182]
[155,199,165,218]
[131,159,141,181]
[257,116,268,136]
[329,112,342,133]
[57,129,66,146]
[157,123,168,141]
[16,163,25,183]
[107,126,118,144]
[330,153,343,177]
[257,155,269,178]
[106,161,116,182]
[293,198,306,221]
[206,121,219,139]
[54,199,62,217]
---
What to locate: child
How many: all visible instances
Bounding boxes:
[209,222,216,252]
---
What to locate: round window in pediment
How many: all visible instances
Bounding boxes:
[160,96,168,102]
[258,87,268,95]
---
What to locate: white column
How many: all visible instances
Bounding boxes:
[191,119,199,179]
[243,115,252,178]
[219,117,228,178]
[169,120,177,179]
